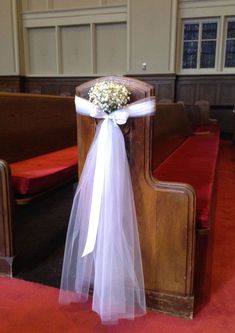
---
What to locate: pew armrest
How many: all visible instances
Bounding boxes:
[0,160,14,276]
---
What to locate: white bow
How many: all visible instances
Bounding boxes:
[75,95,156,257]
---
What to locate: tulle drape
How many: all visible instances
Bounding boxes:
[59,96,155,324]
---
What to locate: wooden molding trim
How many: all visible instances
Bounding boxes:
[146,289,194,319]
[1,74,235,107]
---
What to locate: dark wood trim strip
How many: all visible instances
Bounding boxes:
[146,289,194,319]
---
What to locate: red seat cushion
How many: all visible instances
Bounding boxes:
[10,146,78,196]
[153,126,220,229]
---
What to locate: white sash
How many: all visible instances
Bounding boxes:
[59,95,156,324]
[75,95,156,257]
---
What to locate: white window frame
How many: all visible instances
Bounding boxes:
[223,17,235,71]
[180,18,220,74]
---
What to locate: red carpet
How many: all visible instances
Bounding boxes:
[1,140,235,333]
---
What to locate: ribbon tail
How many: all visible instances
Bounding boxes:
[81,119,109,257]
[91,120,146,322]
[60,114,147,322]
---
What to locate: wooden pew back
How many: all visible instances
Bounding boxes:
[0,92,77,276]
[152,103,192,169]
[0,92,77,163]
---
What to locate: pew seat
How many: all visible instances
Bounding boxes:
[11,146,78,204]
[154,124,220,229]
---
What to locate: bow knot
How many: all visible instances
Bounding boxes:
[89,105,129,125]
[100,110,129,125]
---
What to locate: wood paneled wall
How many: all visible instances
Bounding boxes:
[0,74,176,100]
[176,75,235,134]
[1,73,235,133]
[176,75,235,105]
[0,76,22,93]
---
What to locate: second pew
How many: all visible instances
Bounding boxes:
[0,92,78,276]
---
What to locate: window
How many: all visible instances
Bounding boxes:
[225,19,235,68]
[182,20,218,70]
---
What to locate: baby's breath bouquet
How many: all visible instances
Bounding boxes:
[88,81,131,114]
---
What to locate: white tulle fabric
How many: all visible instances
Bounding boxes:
[59,95,156,324]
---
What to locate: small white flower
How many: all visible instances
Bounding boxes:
[88,81,131,114]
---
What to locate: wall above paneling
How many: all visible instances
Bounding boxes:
[0,1,19,75]
[60,25,91,74]
[128,0,177,74]
[27,27,57,75]
[21,0,127,12]
[1,1,179,77]
[2,1,235,77]
[96,22,127,75]
[21,5,128,76]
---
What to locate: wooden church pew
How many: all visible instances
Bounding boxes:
[75,76,220,318]
[0,92,78,276]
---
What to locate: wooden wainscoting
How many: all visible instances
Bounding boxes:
[21,76,94,96]
[176,74,235,105]
[1,74,235,104]
[1,73,235,134]
[128,74,176,101]
[176,75,235,135]
[0,74,176,100]
[0,76,22,93]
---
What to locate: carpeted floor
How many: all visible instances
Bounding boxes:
[0,140,235,332]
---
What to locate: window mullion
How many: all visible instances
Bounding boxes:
[197,22,202,69]
[224,18,235,68]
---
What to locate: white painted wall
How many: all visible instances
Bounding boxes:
[1,0,235,76]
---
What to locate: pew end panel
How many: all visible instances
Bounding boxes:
[75,76,197,318]
[131,115,196,318]
[152,103,220,316]
[0,160,14,276]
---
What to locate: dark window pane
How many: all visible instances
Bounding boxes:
[200,41,216,68]
[227,21,235,38]
[183,41,198,68]
[202,22,217,39]
[225,40,235,67]
[184,24,199,40]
